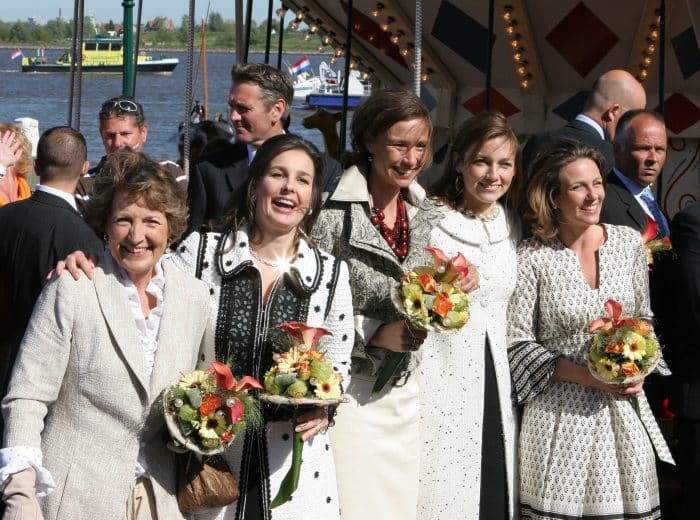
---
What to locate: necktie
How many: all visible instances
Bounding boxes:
[639,189,670,238]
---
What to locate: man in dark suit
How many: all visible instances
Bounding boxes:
[0,127,103,398]
[668,202,700,519]
[186,63,342,233]
[599,109,668,235]
[522,69,647,174]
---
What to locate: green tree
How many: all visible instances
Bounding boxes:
[108,19,115,31]
[207,11,225,32]
[8,22,28,42]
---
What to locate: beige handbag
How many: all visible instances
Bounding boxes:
[176,453,240,513]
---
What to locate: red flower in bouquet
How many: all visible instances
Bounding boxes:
[588,300,636,335]
[642,217,672,267]
[425,246,470,283]
[278,321,332,351]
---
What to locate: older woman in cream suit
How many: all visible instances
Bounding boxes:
[0,150,211,520]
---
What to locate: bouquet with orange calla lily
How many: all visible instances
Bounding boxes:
[163,361,263,455]
[641,216,672,267]
[587,300,660,387]
[260,322,346,508]
[373,247,472,396]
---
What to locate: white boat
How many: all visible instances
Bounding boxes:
[293,61,371,108]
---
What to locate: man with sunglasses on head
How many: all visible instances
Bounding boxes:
[185,62,342,234]
[75,96,187,213]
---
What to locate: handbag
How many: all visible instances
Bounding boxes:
[176,453,240,513]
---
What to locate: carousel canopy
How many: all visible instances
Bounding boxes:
[280,0,700,138]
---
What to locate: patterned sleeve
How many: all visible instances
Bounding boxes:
[507,242,560,405]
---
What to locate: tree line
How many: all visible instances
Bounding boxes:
[0,12,321,51]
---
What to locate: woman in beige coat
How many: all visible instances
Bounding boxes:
[0,150,211,520]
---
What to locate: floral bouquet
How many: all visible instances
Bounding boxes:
[372,247,471,397]
[642,216,672,267]
[163,361,263,455]
[260,322,346,508]
[587,299,660,386]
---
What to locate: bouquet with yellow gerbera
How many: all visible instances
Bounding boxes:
[260,322,346,508]
[587,299,660,386]
[163,361,263,455]
[372,247,471,397]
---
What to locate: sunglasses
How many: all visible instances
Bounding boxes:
[100,99,141,114]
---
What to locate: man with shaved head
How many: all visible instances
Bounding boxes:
[0,127,103,403]
[523,69,647,174]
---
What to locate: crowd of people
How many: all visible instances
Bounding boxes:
[0,60,696,520]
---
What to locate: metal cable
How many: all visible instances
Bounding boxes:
[414,0,422,96]
[73,0,85,131]
[67,0,79,127]
[183,0,196,176]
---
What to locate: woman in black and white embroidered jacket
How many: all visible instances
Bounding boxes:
[172,134,353,520]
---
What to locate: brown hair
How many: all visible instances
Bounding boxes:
[231,63,294,119]
[524,141,606,241]
[0,123,32,179]
[36,126,87,182]
[346,88,432,170]
[220,134,324,246]
[431,111,521,210]
[84,150,188,243]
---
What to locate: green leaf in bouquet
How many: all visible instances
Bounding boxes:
[201,436,221,450]
[401,282,423,301]
[264,372,282,394]
[424,294,436,309]
[371,351,406,397]
[178,403,199,423]
[644,336,658,358]
[451,296,468,312]
[171,386,187,400]
[310,358,333,381]
[239,392,263,430]
[275,373,298,388]
[445,309,468,328]
[185,388,203,408]
[286,380,309,398]
[271,428,304,508]
[178,417,194,436]
[589,342,604,363]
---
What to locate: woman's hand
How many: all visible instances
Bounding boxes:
[368,320,427,352]
[591,377,645,398]
[458,261,479,293]
[553,357,645,397]
[0,130,22,169]
[47,250,96,281]
[295,409,329,442]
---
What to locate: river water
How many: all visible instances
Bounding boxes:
[0,48,349,165]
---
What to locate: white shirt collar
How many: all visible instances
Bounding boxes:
[35,184,78,211]
[612,167,657,219]
[575,114,605,140]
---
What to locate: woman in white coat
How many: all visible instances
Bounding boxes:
[0,150,211,519]
[418,112,521,519]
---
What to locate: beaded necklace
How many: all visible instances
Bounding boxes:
[370,194,410,260]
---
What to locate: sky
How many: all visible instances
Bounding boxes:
[3,1,273,24]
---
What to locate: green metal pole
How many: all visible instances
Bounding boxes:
[122,0,135,96]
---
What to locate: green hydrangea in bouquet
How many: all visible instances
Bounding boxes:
[163,361,263,455]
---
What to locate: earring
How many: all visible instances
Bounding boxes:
[103,234,108,243]
[453,175,463,195]
[251,194,257,203]
[307,208,313,216]
[367,154,373,163]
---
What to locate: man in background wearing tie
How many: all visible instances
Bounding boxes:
[600,109,669,235]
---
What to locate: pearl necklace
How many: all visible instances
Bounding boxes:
[369,194,409,260]
[249,247,283,268]
[461,204,501,222]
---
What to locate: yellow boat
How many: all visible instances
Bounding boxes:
[21,38,178,73]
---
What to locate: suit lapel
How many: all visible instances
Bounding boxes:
[608,174,646,229]
[224,157,249,193]
[93,268,150,395]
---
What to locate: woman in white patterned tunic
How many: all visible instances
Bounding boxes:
[508,141,673,520]
[418,112,520,519]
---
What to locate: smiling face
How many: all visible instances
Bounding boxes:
[99,115,148,153]
[105,192,169,286]
[554,158,605,231]
[365,117,430,195]
[228,81,285,146]
[614,114,667,188]
[456,135,516,214]
[253,149,315,239]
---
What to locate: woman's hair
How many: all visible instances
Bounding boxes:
[0,123,32,179]
[220,134,324,245]
[346,88,433,170]
[84,149,188,243]
[431,111,521,210]
[524,140,607,241]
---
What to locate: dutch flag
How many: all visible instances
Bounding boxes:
[10,48,23,60]
[289,55,312,76]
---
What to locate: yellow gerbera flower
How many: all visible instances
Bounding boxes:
[314,374,342,399]
[199,412,227,440]
[622,332,646,361]
[178,370,208,390]
[595,358,619,380]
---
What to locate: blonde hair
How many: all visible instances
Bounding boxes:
[0,123,32,179]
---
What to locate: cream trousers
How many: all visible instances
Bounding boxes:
[123,477,157,520]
